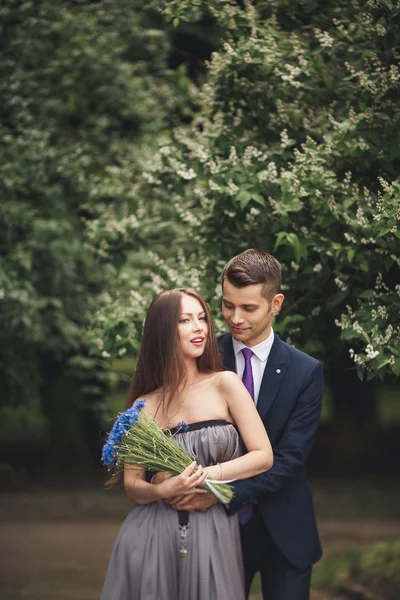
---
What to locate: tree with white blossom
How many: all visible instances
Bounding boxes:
[86,0,400,467]
[138,0,399,381]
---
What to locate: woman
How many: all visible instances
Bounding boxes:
[101,288,273,600]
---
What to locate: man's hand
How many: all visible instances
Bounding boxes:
[150,471,218,511]
[165,488,208,509]
[167,491,218,512]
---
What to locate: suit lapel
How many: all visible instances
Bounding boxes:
[256,334,288,421]
[219,332,288,421]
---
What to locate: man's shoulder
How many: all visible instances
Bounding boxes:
[280,338,321,369]
[217,331,231,346]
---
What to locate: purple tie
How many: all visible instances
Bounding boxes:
[241,348,254,399]
[238,348,254,526]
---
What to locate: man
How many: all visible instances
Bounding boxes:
[175,249,323,600]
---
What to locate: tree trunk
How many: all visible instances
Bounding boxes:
[40,355,95,474]
[327,352,384,473]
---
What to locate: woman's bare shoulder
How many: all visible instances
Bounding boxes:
[132,390,161,417]
[215,370,242,389]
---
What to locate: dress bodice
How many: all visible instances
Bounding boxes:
[171,420,241,467]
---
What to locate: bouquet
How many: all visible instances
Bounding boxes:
[102,399,234,504]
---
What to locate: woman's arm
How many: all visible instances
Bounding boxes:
[202,371,273,481]
[124,461,207,504]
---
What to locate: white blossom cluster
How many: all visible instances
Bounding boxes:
[314,28,334,48]
[84,0,400,381]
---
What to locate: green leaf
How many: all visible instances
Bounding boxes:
[274,232,287,248]
[274,231,308,263]
[287,233,302,262]
[341,329,359,341]
[359,290,375,299]
[280,314,306,330]
[251,193,265,207]
[236,190,251,209]
[356,365,366,381]
[377,227,393,238]
[391,359,400,377]
[376,357,391,370]
[173,18,180,28]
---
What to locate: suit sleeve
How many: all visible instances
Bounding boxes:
[227,360,324,513]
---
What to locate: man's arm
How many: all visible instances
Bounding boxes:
[170,360,323,513]
[227,360,324,513]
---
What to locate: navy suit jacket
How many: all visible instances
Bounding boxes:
[218,332,323,569]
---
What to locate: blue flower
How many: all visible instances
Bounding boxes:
[101,399,146,467]
[176,420,189,433]
[101,442,117,467]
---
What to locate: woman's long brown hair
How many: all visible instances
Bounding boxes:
[106,288,221,485]
[126,288,222,415]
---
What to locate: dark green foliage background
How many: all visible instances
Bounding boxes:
[0,0,399,477]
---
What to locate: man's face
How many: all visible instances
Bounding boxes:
[222,279,284,347]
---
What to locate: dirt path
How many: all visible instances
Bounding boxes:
[1,520,399,600]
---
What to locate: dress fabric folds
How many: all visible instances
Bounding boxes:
[101,421,245,600]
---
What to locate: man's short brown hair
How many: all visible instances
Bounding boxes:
[222,249,281,301]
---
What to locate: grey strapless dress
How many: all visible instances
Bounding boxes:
[101,420,245,600]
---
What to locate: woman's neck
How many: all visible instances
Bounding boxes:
[183,357,200,386]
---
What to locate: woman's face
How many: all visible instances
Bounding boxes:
[178,295,209,359]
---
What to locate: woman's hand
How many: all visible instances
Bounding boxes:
[156,462,207,500]
[152,470,208,508]
[201,465,220,480]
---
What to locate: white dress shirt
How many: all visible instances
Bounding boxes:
[232,329,274,405]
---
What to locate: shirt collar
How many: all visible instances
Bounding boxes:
[232,329,274,363]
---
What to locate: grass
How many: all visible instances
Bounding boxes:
[312,546,362,590]
[109,356,134,375]
[1,485,399,600]
[312,477,400,521]
[312,540,400,598]
[1,478,399,522]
